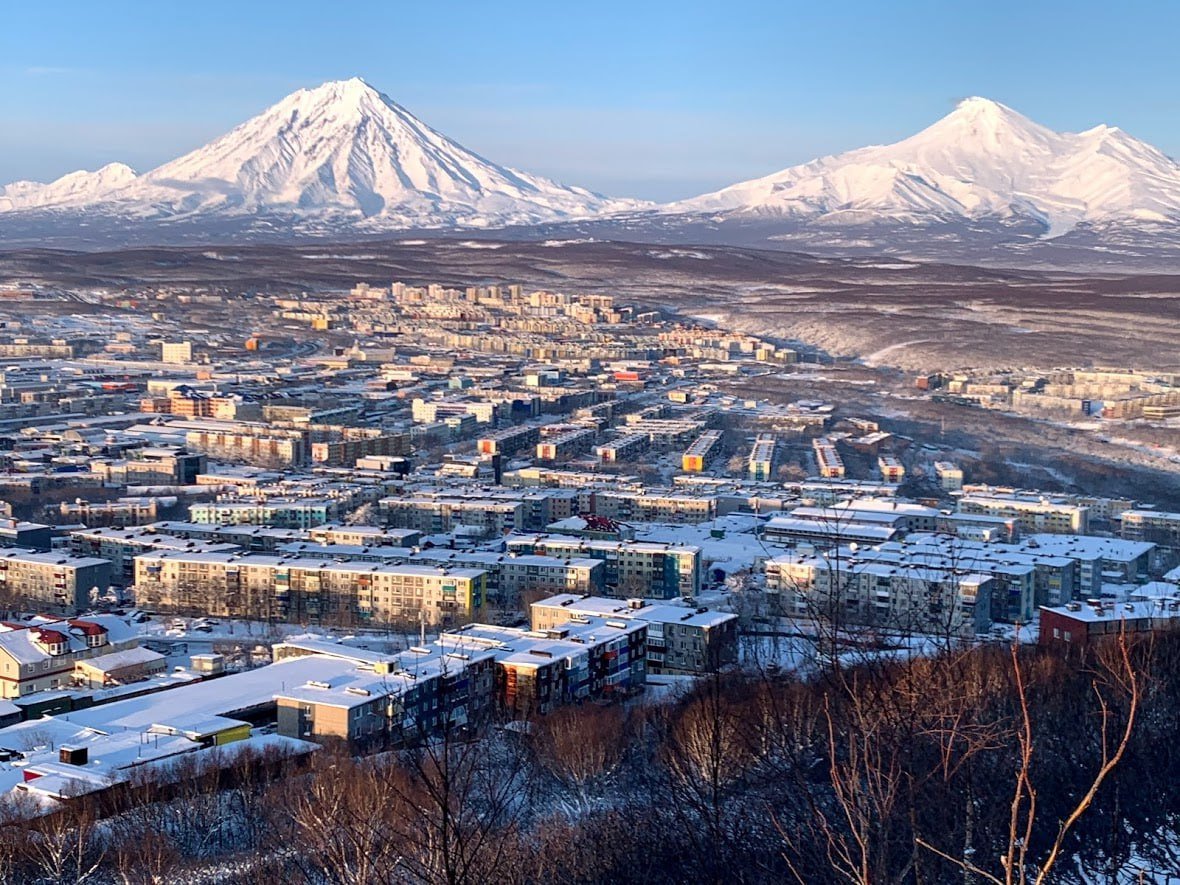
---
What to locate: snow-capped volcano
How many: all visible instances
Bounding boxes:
[0,163,137,212]
[0,78,640,230]
[664,97,1180,237]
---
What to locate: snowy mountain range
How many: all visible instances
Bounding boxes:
[0,78,640,231]
[3,84,1180,264]
[661,97,1180,237]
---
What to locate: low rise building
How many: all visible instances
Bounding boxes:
[1039,598,1180,648]
[0,615,140,698]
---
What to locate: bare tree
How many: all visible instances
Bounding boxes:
[917,630,1142,884]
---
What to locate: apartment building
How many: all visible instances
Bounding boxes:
[439,618,647,716]
[309,431,410,467]
[0,549,113,613]
[148,521,308,551]
[273,638,497,747]
[412,550,605,606]
[861,535,1052,617]
[813,437,845,479]
[748,433,777,482]
[380,496,523,536]
[934,461,964,491]
[531,594,738,674]
[536,427,596,462]
[477,425,540,458]
[160,341,192,364]
[593,491,717,524]
[764,553,994,636]
[878,454,906,483]
[185,425,308,468]
[188,499,338,529]
[1018,533,1153,588]
[595,433,650,465]
[69,526,239,585]
[505,535,702,599]
[682,429,723,473]
[1121,510,1180,547]
[0,519,51,551]
[134,551,486,625]
[95,448,207,486]
[306,524,422,548]
[957,492,1089,535]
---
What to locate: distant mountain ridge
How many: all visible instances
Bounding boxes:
[661,97,1180,237]
[3,87,1180,267]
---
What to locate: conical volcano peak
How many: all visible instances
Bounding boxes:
[7,77,644,227]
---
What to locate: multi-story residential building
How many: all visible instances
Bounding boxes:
[531,594,738,674]
[748,433,777,481]
[1018,533,1153,588]
[505,535,702,599]
[595,433,650,465]
[762,515,900,547]
[878,454,906,483]
[58,498,160,528]
[682,430,724,473]
[439,618,647,715]
[934,461,964,491]
[0,549,114,613]
[69,526,239,585]
[188,499,338,529]
[1121,510,1180,547]
[957,492,1089,535]
[536,428,596,462]
[380,496,523,537]
[95,448,207,486]
[861,534,1057,616]
[813,437,845,479]
[147,521,307,551]
[134,551,486,625]
[306,524,422,548]
[593,491,717,525]
[160,341,192,364]
[0,519,51,551]
[185,424,308,468]
[477,425,540,458]
[309,430,410,466]
[412,550,605,606]
[273,638,497,747]
[764,553,994,637]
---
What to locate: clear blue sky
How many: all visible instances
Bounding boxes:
[2,0,1178,201]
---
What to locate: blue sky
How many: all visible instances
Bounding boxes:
[2,0,1178,201]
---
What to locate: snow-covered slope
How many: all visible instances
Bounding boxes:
[0,163,137,212]
[665,98,1180,237]
[0,78,641,229]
